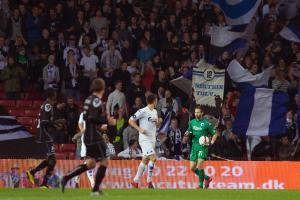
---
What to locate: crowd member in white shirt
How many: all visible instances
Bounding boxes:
[42,54,60,90]
[118,139,142,159]
[80,47,100,98]
[100,44,122,78]
[106,80,128,117]
[63,35,80,63]
[128,94,162,189]
[102,133,116,159]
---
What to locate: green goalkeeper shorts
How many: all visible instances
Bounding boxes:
[190,145,208,161]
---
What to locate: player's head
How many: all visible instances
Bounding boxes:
[146,94,157,107]
[194,105,204,120]
[90,78,106,97]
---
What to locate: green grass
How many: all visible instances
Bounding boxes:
[0,189,299,200]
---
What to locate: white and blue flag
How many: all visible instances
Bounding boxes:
[157,109,172,135]
[212,0,261,25]
[280,17,300,43]
[227,60,289,136]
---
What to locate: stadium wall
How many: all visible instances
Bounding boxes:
[0,159,299,189]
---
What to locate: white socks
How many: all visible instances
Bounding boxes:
[86,169,95,187]
[146,161,154,183]
[133,162,146,182]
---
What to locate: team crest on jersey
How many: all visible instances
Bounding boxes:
[92,98,101,107]
[44,104,52,112]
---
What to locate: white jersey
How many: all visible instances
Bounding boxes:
[130,106,158,143]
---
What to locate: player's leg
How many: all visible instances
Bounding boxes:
[27,142,54,185]
[60,158,96,193]
[91,159,108,194]
[196,158,205,188]
[40,154,57,188]
[91,141,108,194]
[197,148,211,189]
[132,157,148,188]
[146,154,156,189]
[26,159,48,185]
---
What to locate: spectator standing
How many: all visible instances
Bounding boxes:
[80,47,100,98]
[25,6,41,47]
[64,54,81,101]
[157,89,179,117]
[122,125,139,149]
[278,135,295,161]
[126,73,146,106]
[1,57,25,99]
[166,118,183,159]
[136,39,156,63]
[42,54,60,90]
[106,80,128,117]
[65,97,79,142]
[100,44,123,80]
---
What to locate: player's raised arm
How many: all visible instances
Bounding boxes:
[128,109,145,134]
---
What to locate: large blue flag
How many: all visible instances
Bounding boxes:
[212,0,261,25]
[227,60,289,136]
[280,17,300,43]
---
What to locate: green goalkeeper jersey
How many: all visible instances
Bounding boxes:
[186,117,216,148]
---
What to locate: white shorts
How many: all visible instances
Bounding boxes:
[139,140,156,157]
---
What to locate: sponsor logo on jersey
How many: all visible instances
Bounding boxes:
[193,126,202,131]
[148,117,157,123]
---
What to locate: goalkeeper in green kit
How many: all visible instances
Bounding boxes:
[185,105,218,189]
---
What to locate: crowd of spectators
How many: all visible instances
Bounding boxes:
[0,0,300,161]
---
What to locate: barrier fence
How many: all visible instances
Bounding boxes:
[0,159,300,189]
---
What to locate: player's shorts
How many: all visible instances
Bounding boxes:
[190,145,208,161]
[139,140,155,157]
[85,141,107,160]
[45,142,56,156]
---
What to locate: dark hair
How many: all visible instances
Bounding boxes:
[129,139,137,146]
[195,104,203,111]
[114,80,122,86]
[146,94,157,104]
[90,78,105,93]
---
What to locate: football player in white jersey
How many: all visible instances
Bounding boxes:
[129,94,162,189]
[74,112,95,188]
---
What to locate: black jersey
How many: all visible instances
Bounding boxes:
[36,100,55,143]
[83,95,107,145]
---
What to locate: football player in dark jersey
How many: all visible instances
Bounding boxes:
[60,78,115,195]
[26,89,60,188]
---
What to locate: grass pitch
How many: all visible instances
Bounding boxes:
[0,189,299,200]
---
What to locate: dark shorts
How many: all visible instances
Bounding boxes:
[85,141,107,161]
[45,142,56,156]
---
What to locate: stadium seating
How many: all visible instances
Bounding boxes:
[59,144,76,153]
[0,100,15,108]
[8,109,25,117]
[16,117,33,126]
[16,100,33,108]
[24,109,39,117]
[32,100,43,108]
